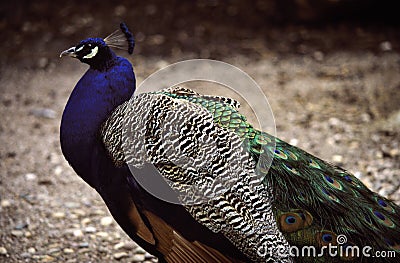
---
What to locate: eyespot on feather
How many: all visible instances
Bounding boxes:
[375,197,396,213]
[384,238,400,252]
[324,175,343,190]
[370,209,395,228]
[274,149,288,159]
[309,159,321,169]
[283,163,299,175]
[279,210,313,233]
[315,231,337,247]
[338,172,364,189]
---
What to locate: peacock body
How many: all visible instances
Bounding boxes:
[60,24,400,262]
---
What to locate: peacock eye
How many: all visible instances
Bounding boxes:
[322,234,333,242]
[88,43,92,47]
[82,45,99,59]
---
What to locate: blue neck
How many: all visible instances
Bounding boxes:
[60,56,135,185]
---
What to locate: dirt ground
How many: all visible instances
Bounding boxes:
[1,1,400,262]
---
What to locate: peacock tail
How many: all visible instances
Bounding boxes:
[101,86,400,262]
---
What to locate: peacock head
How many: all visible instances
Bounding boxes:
[60,23,135,69]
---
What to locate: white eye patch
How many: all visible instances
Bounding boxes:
[83,46,99,59]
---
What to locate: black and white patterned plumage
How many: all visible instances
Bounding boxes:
[101,87,292,262]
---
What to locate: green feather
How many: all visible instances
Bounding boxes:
[157,87,400,262]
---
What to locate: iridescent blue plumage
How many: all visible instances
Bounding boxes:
[60,53,135,185]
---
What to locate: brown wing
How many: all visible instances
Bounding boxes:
[141,209,244,263]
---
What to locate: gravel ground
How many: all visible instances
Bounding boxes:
[1,4,400,262]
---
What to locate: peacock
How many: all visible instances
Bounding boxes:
[60,23,400,263]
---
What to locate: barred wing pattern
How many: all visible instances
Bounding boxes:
[101,87,292,262]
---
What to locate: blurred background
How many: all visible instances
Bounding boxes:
[1,0,399,262]
[1,0,400,65]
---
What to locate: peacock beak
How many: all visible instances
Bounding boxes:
[60,47,77,58]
